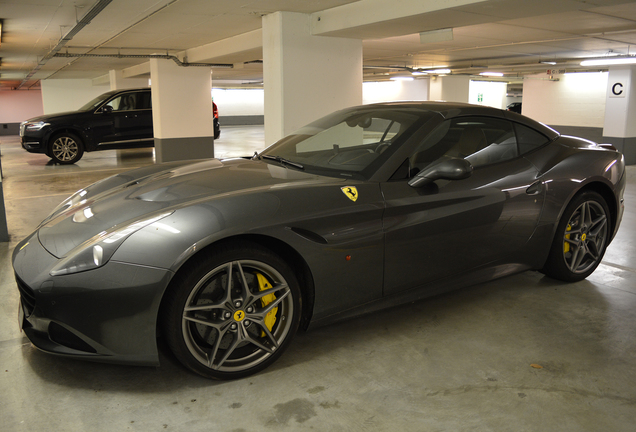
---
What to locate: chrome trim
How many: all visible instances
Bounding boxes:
[97,138,154,146]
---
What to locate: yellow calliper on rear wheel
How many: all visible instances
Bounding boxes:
[257,273,277,336]
[564,224,572,253]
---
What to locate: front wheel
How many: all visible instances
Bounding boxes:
[542,191,611,282]
[162,243,301,379]
[49,133,84,164]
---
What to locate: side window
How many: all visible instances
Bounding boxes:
[105,93,137,111]
[407,116,517,175]
[514,123,550,155]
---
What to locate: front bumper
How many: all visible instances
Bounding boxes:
[21,136,46,153]
[13,233,174,366]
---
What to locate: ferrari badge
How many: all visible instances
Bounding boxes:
[341,186,358,202]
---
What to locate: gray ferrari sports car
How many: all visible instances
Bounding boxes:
[13,102,625,379]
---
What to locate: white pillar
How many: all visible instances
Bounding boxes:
[109,70,149,90]
[149,58,214,163]
[429,75,470,103]
[262,11,362,145]
[603,65,636,164]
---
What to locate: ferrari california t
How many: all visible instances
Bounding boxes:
[13,102,626,379]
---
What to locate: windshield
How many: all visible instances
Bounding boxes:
[261,107,427,180]
[78,92,116,111]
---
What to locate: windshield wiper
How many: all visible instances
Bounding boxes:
[261,154,304,170]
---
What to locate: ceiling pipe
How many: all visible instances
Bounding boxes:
[52,52,234,68]
[17,0,113,89]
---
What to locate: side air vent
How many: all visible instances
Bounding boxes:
[289,227,328,245]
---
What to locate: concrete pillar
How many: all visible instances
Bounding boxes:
[262,11,362,145]
[109,70,149,90]
[429,75,470,103]
[149,58,215,163]
[603,65,636,165]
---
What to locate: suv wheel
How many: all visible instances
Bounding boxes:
[50,133,84,164]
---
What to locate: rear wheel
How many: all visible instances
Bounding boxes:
[162,243,301,379]
[542,191,610,282]
[49,133,84,164]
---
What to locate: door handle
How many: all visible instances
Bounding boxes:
[526,180,544,195]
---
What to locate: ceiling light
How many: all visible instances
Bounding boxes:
[480,72,504,77]
[390,76,414,81]
[580,56,636,66]
[540,61,557,65]
[423,68,451,75]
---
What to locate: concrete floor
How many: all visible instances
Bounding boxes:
[1,128,635,431]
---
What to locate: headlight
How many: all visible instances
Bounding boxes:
[49,212,174,276]
[24,121,50,131]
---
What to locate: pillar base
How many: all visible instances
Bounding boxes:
[155,137,214,163]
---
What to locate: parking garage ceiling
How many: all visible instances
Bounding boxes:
[1,0,635,90]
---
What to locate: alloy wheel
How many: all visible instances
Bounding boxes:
[52,136,80,162]
[562,200,608,274]
[181,259,294,372]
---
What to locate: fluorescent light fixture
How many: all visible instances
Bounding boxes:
[423,68,451,74]
[420,28,453,44]
[390,76,414,81]
[540,61,557,65]
[580,56,636,66]
[480,72,504,77]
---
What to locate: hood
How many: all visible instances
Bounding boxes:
[25,110,91,123]
[37,158,338,258]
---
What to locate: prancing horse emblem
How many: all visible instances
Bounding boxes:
[341,186,358,202]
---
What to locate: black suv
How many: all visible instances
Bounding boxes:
[20,88,221,164]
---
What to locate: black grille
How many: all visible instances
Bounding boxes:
[48,322,97,353]
[15,275,36,317]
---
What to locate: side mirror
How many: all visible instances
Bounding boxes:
[99,105,114,114]
[408,157,473,188]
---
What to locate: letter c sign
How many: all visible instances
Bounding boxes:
[610,82,626,98]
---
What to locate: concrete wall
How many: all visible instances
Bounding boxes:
[41,79,109,114]
[522,72,608,127]
[0,90,45,135]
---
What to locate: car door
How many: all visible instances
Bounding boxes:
[381,116,546,295]
[92,91,152,147]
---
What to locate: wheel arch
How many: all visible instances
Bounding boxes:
[538,179,618,272]
[579,181,618,237]
[158,233,316,333]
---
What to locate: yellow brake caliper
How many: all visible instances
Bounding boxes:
[256,273,277,336]
[564,224,572,253]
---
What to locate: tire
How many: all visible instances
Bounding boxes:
[49,133,84,164]
[162,242,301,379]
[542,191,611,282]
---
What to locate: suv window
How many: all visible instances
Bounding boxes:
[105,91,150,111]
